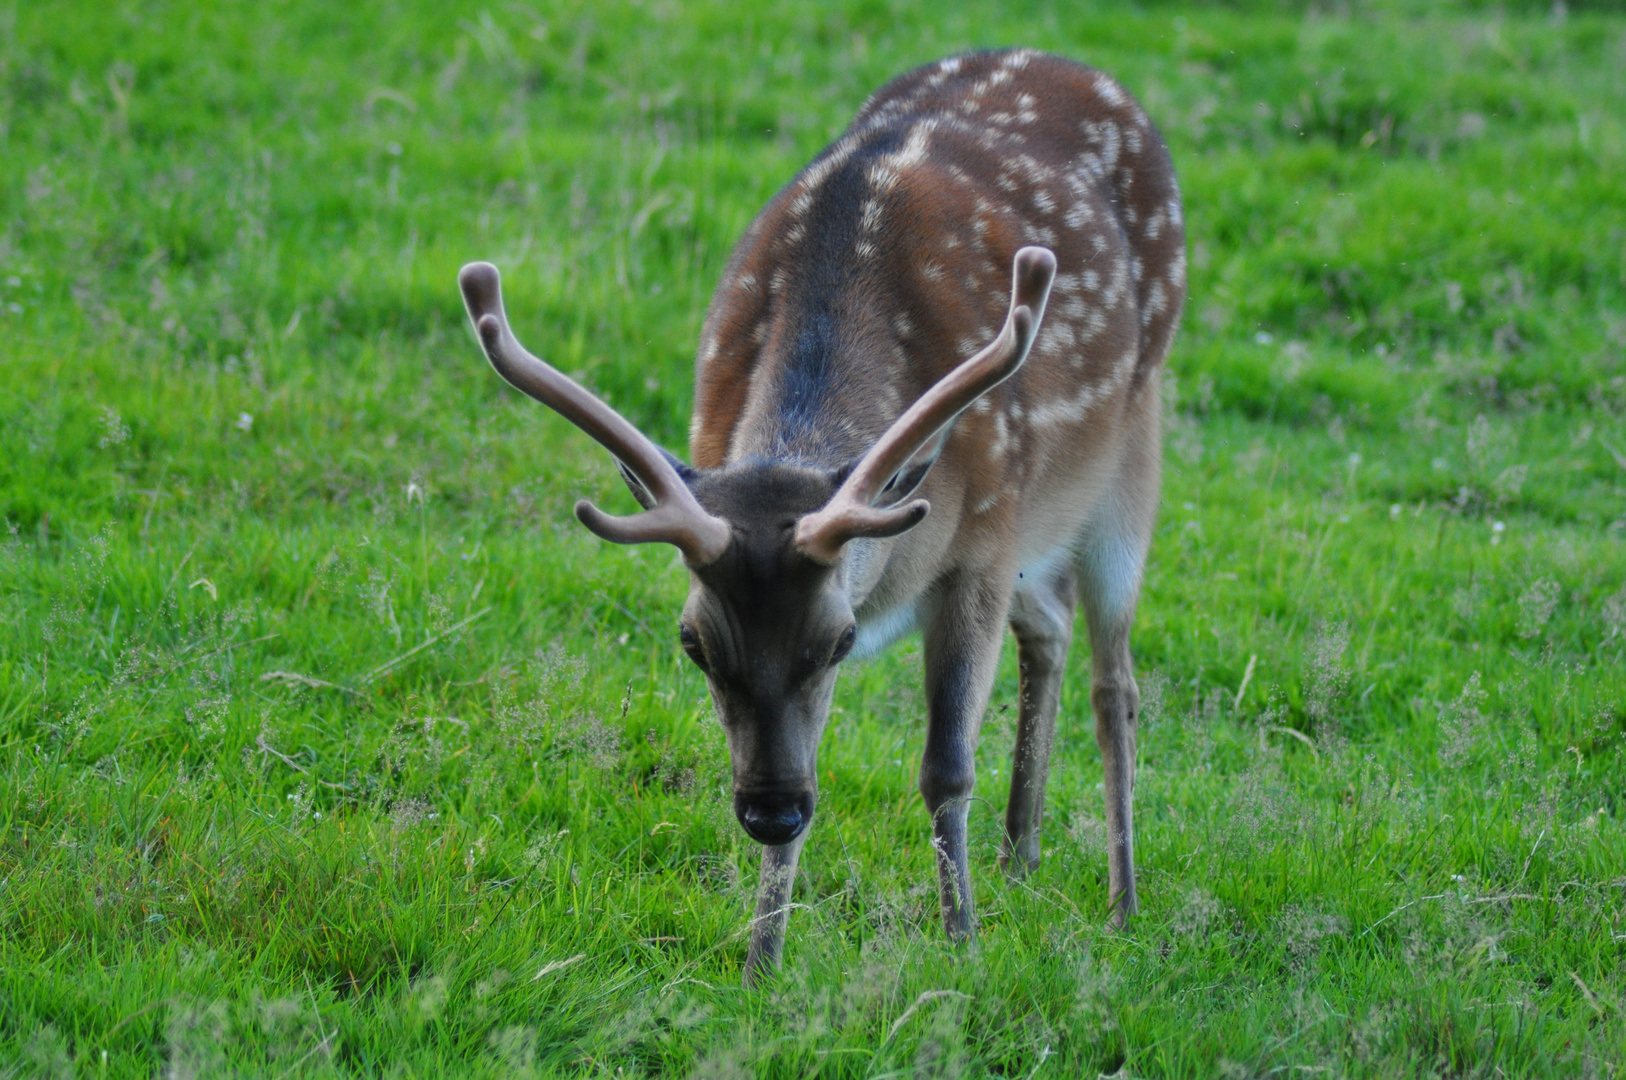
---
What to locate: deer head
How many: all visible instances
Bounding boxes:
[458,248,1054,846]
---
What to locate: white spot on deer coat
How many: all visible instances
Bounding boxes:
[1082,306,1107,340]
[1037,321,1076,354]
[798,135,858,194]
[1142,280,1168,326]
[991,411,1012,457]
[1081,120,1122,167]
[1029,383,1100,427]
[889,121,935,170]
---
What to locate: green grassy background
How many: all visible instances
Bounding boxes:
[2,1,1624,1076]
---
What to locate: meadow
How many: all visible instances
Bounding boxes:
[2,0,1624,1075]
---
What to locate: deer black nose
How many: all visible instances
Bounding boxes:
[735,793,813,846]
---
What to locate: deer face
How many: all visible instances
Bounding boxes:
[678,463,862,846]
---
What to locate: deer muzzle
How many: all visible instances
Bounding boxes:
[734,789,816,846]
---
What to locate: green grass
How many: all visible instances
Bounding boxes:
[2,0,1625,1076]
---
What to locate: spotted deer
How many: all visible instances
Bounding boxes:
[459,48,1185,984]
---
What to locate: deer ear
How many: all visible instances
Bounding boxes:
[876,432,946,507]
[828,425,948,512]
[620,447,698,510]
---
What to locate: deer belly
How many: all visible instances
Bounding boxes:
[853,601,919,660]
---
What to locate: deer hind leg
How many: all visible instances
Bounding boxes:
[1076,406,1160,927]
[1000,561,1078,878]
[1081,578,1140,928]
[919,568,1013,941]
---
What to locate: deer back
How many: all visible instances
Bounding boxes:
[690,49,1185,574]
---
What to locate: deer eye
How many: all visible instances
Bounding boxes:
[678,624,710,673]
[828,625,858,666]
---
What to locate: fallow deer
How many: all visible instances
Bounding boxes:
[459,48,1185,984]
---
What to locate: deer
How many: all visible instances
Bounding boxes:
[458,47,1185,985]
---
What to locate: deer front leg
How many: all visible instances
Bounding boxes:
[1075,386,1158,927]
[1000,566,1077,876]
[919,570,1012,940]
[743,831,807,986]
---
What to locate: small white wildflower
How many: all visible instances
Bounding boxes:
[1390,504,1402,519]
[1276,903,1347,964]
[1466,413,1493,471]
[1306,620,1351,723]
[1493,464,1527,501]
[1516,578,1560,638]
[1603,586,1626,640]
[1254,330,1274,345]
[1172,887,1224,937]
[236,412,254,431]
[1438,672,1487,769]
[98,406,130,448]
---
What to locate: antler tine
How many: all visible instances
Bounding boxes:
[458,262,731,567]
[795,246,1056,564]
